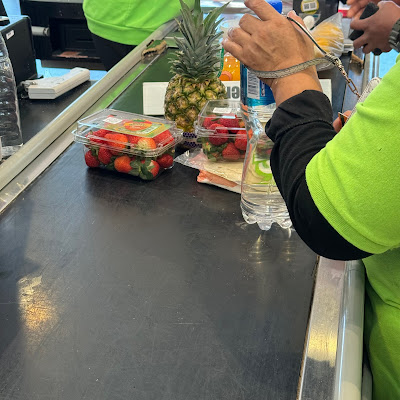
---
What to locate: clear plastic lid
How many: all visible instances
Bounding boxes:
[196,100,246,138]
[74,109,183,157]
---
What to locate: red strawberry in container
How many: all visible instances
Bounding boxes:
[218,117,240,130]
[154,130,174,146]
[104,133,129,155]
[234,133,247,151]
[84,150,100,168]
[157,153,174,169]
[222,142,240,160]
[98,147,114,165]
[89,129,111,144]
[127,135,141,146]
[114,155,133,173]
[208,123,228,146]
[140,159,160,180]
[137,137,157,151]
[202,115,218,129]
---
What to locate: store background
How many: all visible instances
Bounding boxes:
[3,0,107,81]
[2,0,398,84]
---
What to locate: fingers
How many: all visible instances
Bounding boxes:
[238,13,264,35]
[350,19,368,49]
[332,116,343,133]
[287,10,310,35]
[287,10,305,26]
[350,17,368,31]
[347,0,370,17]
[352,35,367,50]
[333,110,352,133]
[244,0,278,21]
[227,26,252,47]
[347,4,363,18]
[343,110,352,118]
[362,43,374,54]
[222,38,244,62]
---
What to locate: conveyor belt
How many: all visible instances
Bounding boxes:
[0,142,316,399]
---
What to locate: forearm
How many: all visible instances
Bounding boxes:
[266,90,371,260]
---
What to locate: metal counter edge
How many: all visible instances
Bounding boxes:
[298,258,366,400]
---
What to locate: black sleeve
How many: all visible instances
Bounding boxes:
[266,90,371,261]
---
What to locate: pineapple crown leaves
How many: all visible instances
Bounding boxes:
[170,0,230,80]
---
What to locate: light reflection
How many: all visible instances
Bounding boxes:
[17,275,55,332]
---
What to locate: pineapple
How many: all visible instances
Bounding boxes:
[164,0,228,145]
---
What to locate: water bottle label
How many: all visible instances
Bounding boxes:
[247,71,260,100]
[240,64,275,107]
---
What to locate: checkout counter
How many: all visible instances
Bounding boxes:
[0,6,370,399]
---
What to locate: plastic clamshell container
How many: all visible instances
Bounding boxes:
[195,100,247,162]
[73,109,183,180]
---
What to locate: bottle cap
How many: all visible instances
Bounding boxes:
[267,0,283,14]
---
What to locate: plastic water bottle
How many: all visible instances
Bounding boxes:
[240,0,292,230]
[240,0,282,117]
[0,33,23,158]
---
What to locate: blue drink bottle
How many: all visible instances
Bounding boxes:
[240,0,283,111]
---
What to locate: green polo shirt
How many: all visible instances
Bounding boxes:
[83,0,195,45]
[306,55,400,399]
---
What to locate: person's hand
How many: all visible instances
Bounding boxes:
[347,0,379,19]
[222,0,321,106]
[332,110,352,132]
[350,1,400,53]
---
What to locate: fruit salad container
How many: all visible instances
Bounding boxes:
[73,109,183,180]
[195,100,247,162]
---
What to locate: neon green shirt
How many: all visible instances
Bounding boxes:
[83,0,194,45]
[306,55,400,399]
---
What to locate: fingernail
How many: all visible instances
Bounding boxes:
[287,10,297,17]
[228,27,235,37]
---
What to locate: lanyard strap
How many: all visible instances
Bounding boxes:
[244,16,361,98]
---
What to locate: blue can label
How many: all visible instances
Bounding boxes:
[240,64,275,107]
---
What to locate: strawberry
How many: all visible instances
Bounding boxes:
[84,150,100,167]
[127,135,141,145]
[93,129,111,137]
[140,159,160,180]
[157,153,174,169]
[208,123,228,146]
[222,142,240,160]
[154,130,174,146]
[114,155,132,173]
[98,147,113,165]
[137,137,157,151]
[89,129,111,144]
[203,115,218,129]
[218,117,240,129]
[104,133,128,155]
[234,133,247,151]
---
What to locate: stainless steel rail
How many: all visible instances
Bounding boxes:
[298,257,346,400]
[334,260,365,400]
[298,258,365,400]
